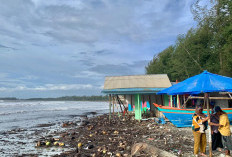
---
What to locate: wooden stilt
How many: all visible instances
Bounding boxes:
[161,95,164,106]
[183,95,191,108]
[109,94,111,122]
[183,95,186,108]
[177,95,180,108]
[205,93,212,157]
[112,95,115,117]
[116,96,123,112]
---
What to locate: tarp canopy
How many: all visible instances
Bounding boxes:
[157,70,232,95]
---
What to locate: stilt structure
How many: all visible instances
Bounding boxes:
[102,74,172,121]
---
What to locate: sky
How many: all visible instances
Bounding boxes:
[0,0,197,98]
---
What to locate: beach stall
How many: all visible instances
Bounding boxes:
[157,70,232,157]
[156,70,232,128]
[101,74,172,121]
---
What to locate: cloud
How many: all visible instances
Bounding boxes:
[0,83,95,92]
[0,44,13,49]
[34,84,94,91]
[89,60,149,76]
[73,71,103,79]
[0,0,195,44]
[0,0,197,98]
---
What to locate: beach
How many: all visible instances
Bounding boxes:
[51,114,227,157]
[0,100,226,157]
[0,101,109,156]
[52,114,193,157]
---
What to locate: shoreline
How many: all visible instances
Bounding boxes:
[1,113,225,157]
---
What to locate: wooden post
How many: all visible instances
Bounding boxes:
[189,96,232,100]
[161,95,163,106]
[205,93,212,157]
[183,95,186,108]
[112,95,115,117]
[124,95,127,108]
[177,95,180,108]
[109,94,111,122]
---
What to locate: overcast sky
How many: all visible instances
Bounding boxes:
[0,0,197,98]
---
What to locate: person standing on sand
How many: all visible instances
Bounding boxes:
[192,105,209,157]
[210,106,232,157]
[210,105,223,151]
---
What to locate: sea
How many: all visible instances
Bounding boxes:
[0,100,109,156]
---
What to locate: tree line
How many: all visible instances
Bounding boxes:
[0,95,108,101]
[146,0,232,82]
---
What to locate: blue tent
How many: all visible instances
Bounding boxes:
[157,70,232,95]
[157,70,232,157]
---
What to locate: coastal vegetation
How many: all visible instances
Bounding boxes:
[0,95,108,101]
[146,0,232,81]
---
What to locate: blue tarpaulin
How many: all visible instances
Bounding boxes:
[157,70,232,95]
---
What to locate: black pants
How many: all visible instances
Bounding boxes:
[212,132,223,150]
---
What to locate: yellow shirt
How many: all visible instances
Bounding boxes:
[218,114,231,136]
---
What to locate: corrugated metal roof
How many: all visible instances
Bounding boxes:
[103,74,171,90]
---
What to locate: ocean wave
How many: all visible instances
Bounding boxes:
[0,110,28,116]
[0,101,67,107]
[0,107,74,116]
[0,103,42,108]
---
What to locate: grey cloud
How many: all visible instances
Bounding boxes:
[0,0,195,45]
[94,50,111,55]
[78,59,95,67]
[89,64,132,76]
[0,44,10,49]
[0,0,197,98]
[89,60,149,76]
[70,49,112,67]
[80,52,87,55]
[0,44,16,50]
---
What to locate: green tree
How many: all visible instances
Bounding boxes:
[146,0,232,80]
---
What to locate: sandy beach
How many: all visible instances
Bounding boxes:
[0,101,109,156]
[5,113,224,157]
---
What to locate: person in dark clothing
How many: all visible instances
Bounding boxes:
[210,106,232,156]
[210,111,223,151]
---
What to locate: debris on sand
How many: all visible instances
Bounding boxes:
[45,114,194,157]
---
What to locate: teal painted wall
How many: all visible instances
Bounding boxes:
[134,94,142,120]
[164,95,169,106]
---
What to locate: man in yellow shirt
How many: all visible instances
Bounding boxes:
[210,106,232,156]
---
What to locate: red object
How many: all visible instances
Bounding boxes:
[123,107,128,116]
